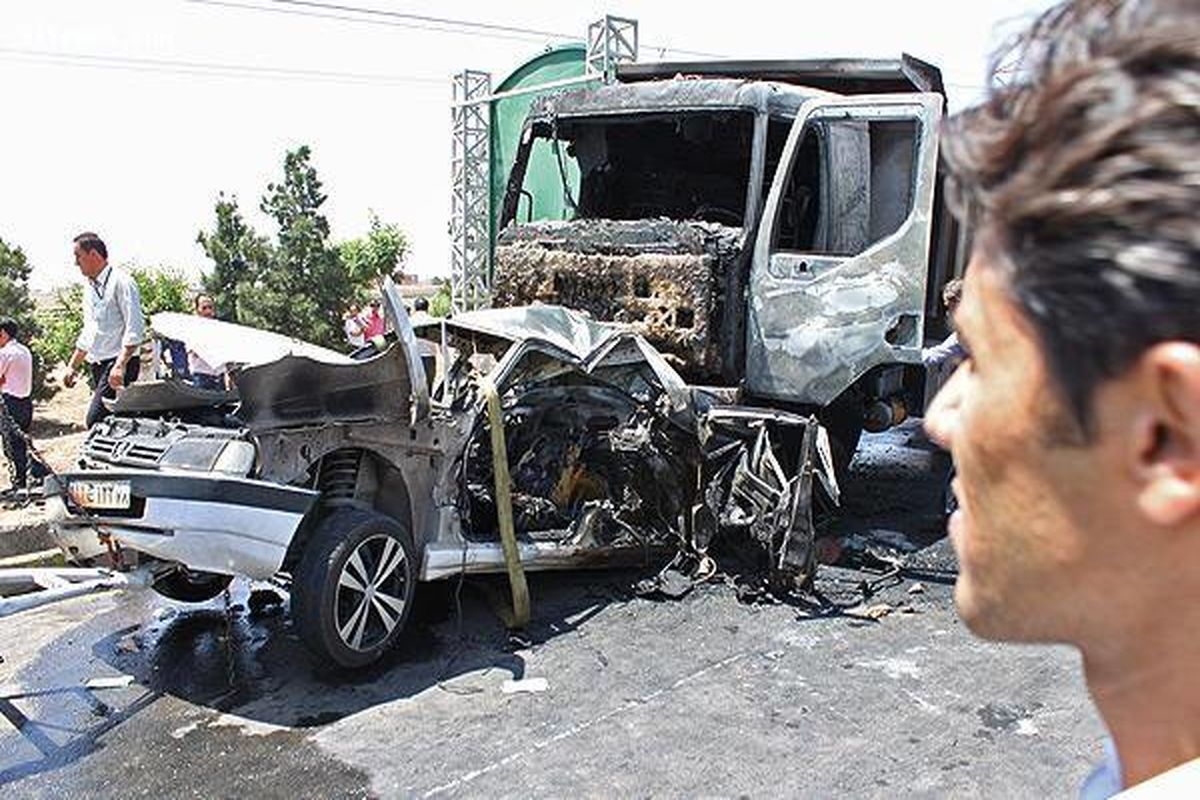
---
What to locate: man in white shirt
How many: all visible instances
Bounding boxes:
[344,302,366,349]
[925,1,1200,796]
[0,317,46,491]
[63,232,146,427]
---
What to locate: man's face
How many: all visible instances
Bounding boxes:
[196,297,216,318]
[925,256,1137,644]
[73,243,105,279]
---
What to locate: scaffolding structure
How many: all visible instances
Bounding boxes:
[586,15,639,79]
[449,16,638,312]
[449,69,493,312]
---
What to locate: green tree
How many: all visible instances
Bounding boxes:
[233,146,351,349]
[198,146,411,349]
[0,236,50,399]
[338,212,409,292]
[196,194,269,322]
[428,279,453,318]
[33,285,83,376]
[131,267,192,316]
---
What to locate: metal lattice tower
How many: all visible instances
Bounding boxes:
[449,17,638,312]
[450,69,493,312]
[586,15,638,79]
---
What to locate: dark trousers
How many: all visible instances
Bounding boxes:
[86,356,140,428]
[2,393,46,488]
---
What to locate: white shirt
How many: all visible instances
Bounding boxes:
[1117,757,1200,797]
[76,265,145,363]
[188,348,224,378]
[344,315,366,348]
[0,339,33,399]
[1083,738,1124,800]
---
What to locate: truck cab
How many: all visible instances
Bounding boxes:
[494,56,969,464]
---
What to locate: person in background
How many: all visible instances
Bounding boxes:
[188,293,227,391]
[0,318,46,493]
[362,298,386,339]
[410,295,433,326]
[344,302,366,349]
[922,278,966,386]
[64,232,145,427]
[925,1,1200,795]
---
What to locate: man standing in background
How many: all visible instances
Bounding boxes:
[63,232,145,427]
[361,298,386,340]
[344,302,366,349]
[188,292,227,390]
[0,318,45,493]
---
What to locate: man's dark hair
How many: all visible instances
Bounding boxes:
[72,232,107,260]
[0,318,18,340]
[943,0,1200,435]
[414,296,429,312]
[194,293,214,310]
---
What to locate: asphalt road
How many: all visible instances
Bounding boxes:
[0,423,1105,798]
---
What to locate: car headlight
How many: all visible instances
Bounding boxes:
[212,440,257,476]
[159,439,226,470]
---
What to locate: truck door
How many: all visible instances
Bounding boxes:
[746,94,942,406]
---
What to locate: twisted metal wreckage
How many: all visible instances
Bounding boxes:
[41,282,837,666]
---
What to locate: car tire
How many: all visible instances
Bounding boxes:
[152,568,233,603]
[292,508,416,669]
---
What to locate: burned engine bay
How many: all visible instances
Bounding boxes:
[439,310,836,591]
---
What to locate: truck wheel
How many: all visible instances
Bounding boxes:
[819,404,863,481]
[292,509,416,669]
[152,568,233,603]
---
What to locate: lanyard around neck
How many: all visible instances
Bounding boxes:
[91,270,110,299]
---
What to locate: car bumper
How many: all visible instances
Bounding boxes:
[44,471,319,580]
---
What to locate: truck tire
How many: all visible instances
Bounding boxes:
[819,398,864,481]
[152,568,233,603]
[292,509,416,669]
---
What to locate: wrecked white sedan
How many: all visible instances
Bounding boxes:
[46,281,835,668]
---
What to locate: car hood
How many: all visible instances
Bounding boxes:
[233,277,430,430]
[151,313,352,368]
[419,304,692,415]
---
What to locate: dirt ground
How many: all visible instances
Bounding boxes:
[0,369,92,557]
[4,368,92,486]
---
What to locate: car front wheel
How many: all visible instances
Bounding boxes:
[292,509,416,669]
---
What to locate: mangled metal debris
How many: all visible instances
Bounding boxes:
[44,279,835,668]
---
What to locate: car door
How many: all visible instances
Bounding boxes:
[745,94,942,406]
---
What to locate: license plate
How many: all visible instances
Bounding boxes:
[69,480,132,510]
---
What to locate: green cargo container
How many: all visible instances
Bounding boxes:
[489,44,597,247]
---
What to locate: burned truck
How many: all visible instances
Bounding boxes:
[494,57,968,467]
[47,283,835,668]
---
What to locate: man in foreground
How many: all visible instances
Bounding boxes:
[925,0,1199,794]
[64,232,145,427]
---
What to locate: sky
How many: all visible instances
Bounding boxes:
[0,0,1053,291]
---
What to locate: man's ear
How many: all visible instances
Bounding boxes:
[1131,342,1200,528]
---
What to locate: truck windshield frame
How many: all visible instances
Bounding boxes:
[502,109,760,229]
